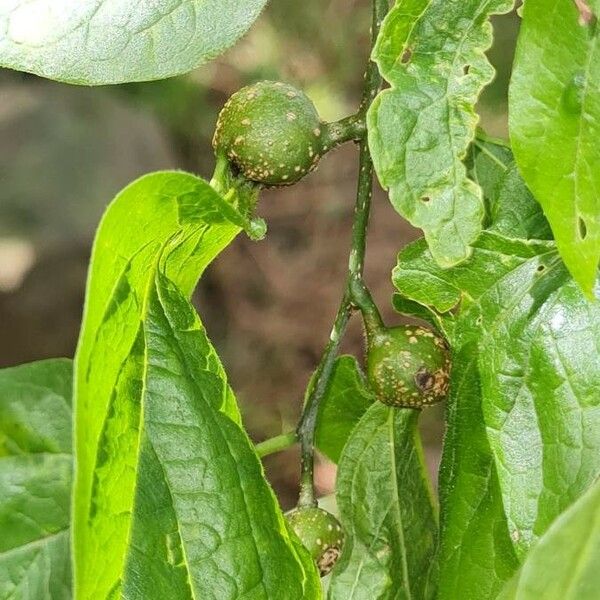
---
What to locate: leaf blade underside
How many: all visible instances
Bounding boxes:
[0,0,268,85]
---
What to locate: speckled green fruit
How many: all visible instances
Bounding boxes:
[213,81,324,186]
[286,507,345,576]
[366,325,451,408]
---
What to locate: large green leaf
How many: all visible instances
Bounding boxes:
[509,0,600,297]
[327,404,437,600]
[394,160,600,582]
[435,344,518,599]
[0,0,267,85]
[0,359,73,600]
[368,0,513,268]
[498,478,600,600]
[73,172,320,599]
[315,355,374,464]
[123,271,318,598]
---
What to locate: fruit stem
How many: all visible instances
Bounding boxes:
[209,151,231,195]
[348,277,384,339]
[255,431,298,458]
[295,0,389,510]
[321,114,366,151]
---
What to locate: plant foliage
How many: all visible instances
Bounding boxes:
[1,1,599,598]
[0,0,267,84]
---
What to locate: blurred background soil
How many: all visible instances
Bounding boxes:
[0,1,519,509]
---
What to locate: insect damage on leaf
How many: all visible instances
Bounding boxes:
[368,0,514,267]
[510,0,600,297]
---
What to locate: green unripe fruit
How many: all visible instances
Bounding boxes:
[366,325,451,408]
[213,81,324,186]
[286,507,345,577]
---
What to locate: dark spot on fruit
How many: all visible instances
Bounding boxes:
[317,546,341,576]
[415,367,434,391]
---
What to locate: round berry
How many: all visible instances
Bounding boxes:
[213,81,324,186]
[366,325,451,408]
[286,507,345,577]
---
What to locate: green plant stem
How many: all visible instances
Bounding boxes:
[296,0,389,509]
[349,277,384,337]
[321,114,366,150]
[255,431,298,458]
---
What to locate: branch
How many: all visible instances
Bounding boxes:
[255,431,298,458]
[295,0,390,508]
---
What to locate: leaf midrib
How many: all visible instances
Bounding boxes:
[388,410,412,600]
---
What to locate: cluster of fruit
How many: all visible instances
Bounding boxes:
[215,81,452,577]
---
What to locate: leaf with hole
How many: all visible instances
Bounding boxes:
[394,162,600,584]
[509,0,600,296]
[368,0,513,267]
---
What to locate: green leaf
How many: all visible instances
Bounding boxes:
[509,0,600,296]
[435,345,519,599]
[467,138,513,219]
[469,139,553,240]
[315,355,375,464]
[368,0,513,267]
[0,359,73,600]
[394,229,600,565]
[0,0,267,85]
[123,271,320,598]
[498,478,600,600]
[73,172,320,599]
[328,403,437,600]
